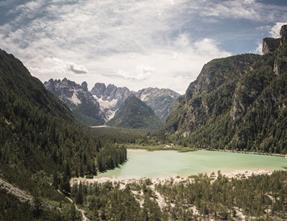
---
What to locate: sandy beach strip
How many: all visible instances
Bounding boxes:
[70,168,275,186]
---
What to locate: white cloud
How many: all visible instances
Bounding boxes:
[190,0,287,22]
[200,1,260,20]
[270,22,287,38]
[68,63,88,75]
[255,42,263,55]
[0,0,234,93]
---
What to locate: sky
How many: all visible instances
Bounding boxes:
[0,0,287,94]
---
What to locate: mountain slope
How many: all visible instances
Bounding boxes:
[44,79,105,125]
[91,83,132,121]
[166,25,287,154]
[0,49,127,219]
[107,95,162,129]
[135,87,180,120]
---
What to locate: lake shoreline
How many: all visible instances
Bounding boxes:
[71,149,286,185]
[125,144,196,152]
[126,145,287,157]
[70,168,276,186]
[206,148,287,158]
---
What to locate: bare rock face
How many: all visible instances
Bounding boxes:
[262,38,280,55]
[273,25,287,76]
[91,83,106,98]
[44,79,105,125]
[81,81,88,91]
[135,88,180,120]
[280,25,287,44]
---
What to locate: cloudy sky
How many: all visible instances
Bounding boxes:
[0,0,287,93]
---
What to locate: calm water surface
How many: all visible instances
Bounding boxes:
[98,150,287,178]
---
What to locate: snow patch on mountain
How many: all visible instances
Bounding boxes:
[139,92,149,102]
[68,91,81,105]
[94,96,118,110]
[105,109,118,121]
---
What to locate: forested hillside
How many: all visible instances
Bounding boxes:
[108,95,162,129]
[0,49,127,220]
[166,25,287,154]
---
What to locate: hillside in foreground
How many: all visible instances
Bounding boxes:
[0,49,127,220]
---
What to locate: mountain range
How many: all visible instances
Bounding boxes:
[45,79,180,128]
[166,25,287,153]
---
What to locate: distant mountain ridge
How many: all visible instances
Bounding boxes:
[44,78,104,125]
[165,25,287,154]
[135,87,180,121]
[45,79,180,127]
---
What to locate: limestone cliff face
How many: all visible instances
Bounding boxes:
[262,38,280,55]
[280,25,287,44]
[166,25,287,153]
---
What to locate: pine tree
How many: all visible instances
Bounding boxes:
[75,182,84,205]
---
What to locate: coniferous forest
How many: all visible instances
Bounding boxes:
[71,171,287,221]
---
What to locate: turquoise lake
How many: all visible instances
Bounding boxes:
[98,149,287,179]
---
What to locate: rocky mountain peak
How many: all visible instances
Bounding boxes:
[262,38,280,55]
[91,83,106,98]
[135,87,180,120]
[262,25,287,55]
[44,79,104,125]
[81,81,88,91]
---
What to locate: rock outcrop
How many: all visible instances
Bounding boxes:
[262,38,280,55]
[262,24,287,55]
[280,25,287,44]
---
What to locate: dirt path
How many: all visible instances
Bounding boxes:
[58,190,90,221]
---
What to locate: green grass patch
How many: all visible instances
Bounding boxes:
[125,144,197,152]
